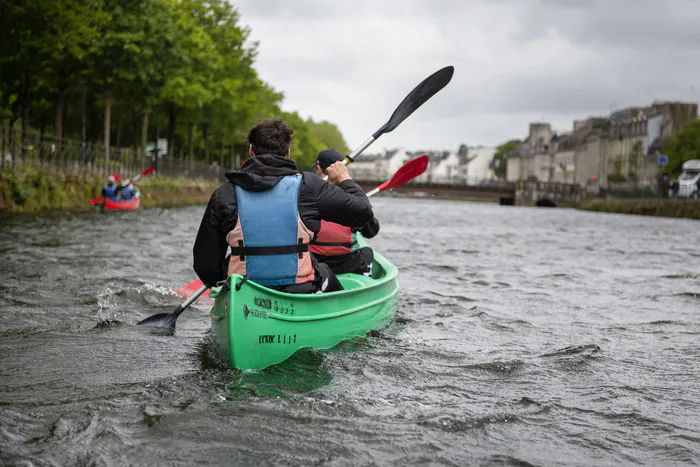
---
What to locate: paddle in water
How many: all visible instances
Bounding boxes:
[136,285,209,332]
[90,167,155,205]
[323,65,453,181]
[136,155,430,333]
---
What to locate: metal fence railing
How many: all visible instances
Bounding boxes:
[0,126,228,183]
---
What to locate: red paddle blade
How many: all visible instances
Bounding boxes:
[176,279,210,301]
[90,196,103,205]
[379,154,429,191]
[141,167,154,177]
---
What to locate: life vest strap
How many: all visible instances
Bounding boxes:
[311,241,357,247]
[231,239,307,261]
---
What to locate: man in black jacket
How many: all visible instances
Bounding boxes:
[193,118,374,294]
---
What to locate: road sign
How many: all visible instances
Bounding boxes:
[658,154,668,166]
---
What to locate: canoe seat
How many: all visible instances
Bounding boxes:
[337,274,377,290]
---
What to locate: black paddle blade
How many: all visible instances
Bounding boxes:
[376,65,454,137]
[136,305,183,333]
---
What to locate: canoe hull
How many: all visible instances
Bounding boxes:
[104,197,140,210]
[209,250,399,371]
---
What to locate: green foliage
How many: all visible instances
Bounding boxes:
[0,0,344,167]
[306,119,350,155]
[282,112,325,170]
[578,198,700,220]
[10,173,33,205]
[492,139,519,179]
[0,165,219,213]
[663,119,700,175]
[607,173,627,183]
[613,153,625,178]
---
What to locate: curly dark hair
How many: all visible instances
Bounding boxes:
[246,118,294,157]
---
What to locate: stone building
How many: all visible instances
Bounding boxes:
[506,101,698,189]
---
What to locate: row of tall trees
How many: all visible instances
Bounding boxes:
[0,0,348,169]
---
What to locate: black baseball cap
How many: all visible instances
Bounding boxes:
[312,149,344,171]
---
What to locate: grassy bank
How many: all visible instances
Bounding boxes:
[0,165,221,215]
[577,198,700,220]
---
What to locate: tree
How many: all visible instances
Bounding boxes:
[663,119,700,176]
[282,112,325,169]
[492,139,519,179]
[0,0,345,171]
[307,119,349,155]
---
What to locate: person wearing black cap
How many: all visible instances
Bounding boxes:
[193,118,374,294]
[311,149,380,276]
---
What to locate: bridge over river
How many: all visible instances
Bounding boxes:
[354,179,586,207]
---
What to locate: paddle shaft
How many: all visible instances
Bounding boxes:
[173,285,209,317]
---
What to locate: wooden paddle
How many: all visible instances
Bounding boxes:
[90,167,155,205]
[136,155,430,332]
[323,65,453,180]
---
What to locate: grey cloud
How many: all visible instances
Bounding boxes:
[232,0,700,148]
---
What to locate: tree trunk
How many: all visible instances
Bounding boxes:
[202,122,209,164]
[21,104,29,161]
[188,122,194,168]
[10,116,18,167]
[55,89,65,139]
[104,90,111,160]
[39,116,46,163]
[115,122,122,148]
[167,103,176,158]
[1,124,6,169]
[140,112,149,161]
[20,71,31,161]
[219,141,224,167]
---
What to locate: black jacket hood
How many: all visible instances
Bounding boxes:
[225,154,300,191]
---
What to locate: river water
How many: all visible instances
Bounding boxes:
[1,198,699,466]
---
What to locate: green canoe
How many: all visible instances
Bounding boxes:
[208,244,399,371]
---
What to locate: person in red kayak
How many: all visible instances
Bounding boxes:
[193,118,374,294]
[311,150,380,276]
[102,174,121,201]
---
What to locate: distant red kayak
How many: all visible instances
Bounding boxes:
[104,197,140,210]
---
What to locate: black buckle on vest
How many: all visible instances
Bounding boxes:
[231,239,308,261]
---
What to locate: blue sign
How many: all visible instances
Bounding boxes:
[658,155,668,166]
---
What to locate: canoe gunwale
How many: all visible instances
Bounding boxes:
[225,251,398,303]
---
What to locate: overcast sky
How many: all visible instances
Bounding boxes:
[232,0,700,152]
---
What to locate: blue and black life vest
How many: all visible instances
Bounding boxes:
[120,185,134,200]
[103,184,119,201]
[226,175,314,286]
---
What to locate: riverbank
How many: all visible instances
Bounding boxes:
[577,197,700,220]
[0,166,221,215]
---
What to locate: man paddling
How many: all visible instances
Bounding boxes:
[311,149,380,276]
[101,174,121,201]
[193,118,374,294]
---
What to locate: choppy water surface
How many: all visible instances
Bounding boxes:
[1,199,699,466]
